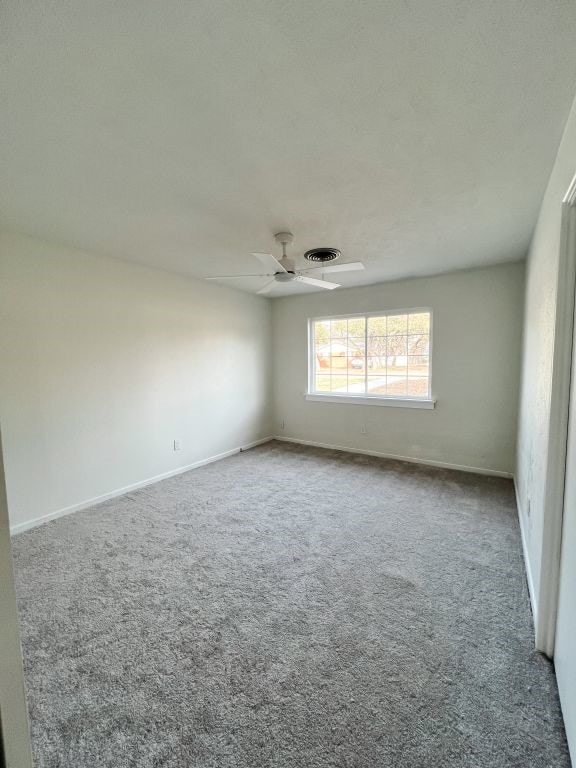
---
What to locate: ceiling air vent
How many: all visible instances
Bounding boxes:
[304,247,341,263]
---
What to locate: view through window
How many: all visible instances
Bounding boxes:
[310,311,431,398]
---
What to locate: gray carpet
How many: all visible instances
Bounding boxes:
[12,441,569,767]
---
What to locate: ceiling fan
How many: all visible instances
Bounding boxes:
[205,232,365,294]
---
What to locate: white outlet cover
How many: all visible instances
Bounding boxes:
[174,439,182,451]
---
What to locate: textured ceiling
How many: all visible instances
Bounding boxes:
[1,1,576,295]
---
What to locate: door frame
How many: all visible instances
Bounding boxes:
[0,428,33,768]
[537,172,576,656]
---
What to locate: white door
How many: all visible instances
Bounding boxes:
[556,333,576,760]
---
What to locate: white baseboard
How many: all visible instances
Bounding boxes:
[273,435,513,479]
[10,436,274,536]
[513,477,539,632]
[11,434,512,536]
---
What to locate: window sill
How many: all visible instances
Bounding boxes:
[305,393,436,409]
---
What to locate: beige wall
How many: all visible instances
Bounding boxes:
[516,96,576,624]
[272,262,524,475]
[0,231,272,531]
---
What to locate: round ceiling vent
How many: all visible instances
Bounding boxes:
[303,247,341,263]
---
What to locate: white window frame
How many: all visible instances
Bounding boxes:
[306,309,436,409]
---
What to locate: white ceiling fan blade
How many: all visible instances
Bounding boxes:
[295,275,340,290]
[205,273,273,279]
[257,279,277,295]
[252,252,287,273]
[300,261,365,274]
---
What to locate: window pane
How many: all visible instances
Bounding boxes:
[386,376,408,396]
[314,343,331,371]
[408,334,429,355]
[407,377,429,397]
[347,317,366,337]
[330,318,347,338]
[408,356,429,376]
[367,376,387,395]
[367,336,387,358]
[367,316,387,335]
[367,356,386,374]
[408,312,430,334]
[329,340,348,355]
[387,358,407,376]
[347,338,365,356]
[329,341,348,371]
[315,375,330,392]
[387,334,408,357]
[348,356,366,372]
[348,374,365,393]
[314,320,331,345]
[330,375,348,392]
[387,314,408,335]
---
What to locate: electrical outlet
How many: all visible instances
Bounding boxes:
[280,419,285,430]
[360,424,367,434]
[173,439,182,451]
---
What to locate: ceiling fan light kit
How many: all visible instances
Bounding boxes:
[204,231,365,294]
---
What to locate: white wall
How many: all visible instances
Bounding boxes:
[0,231,272,531]
[272,262,524,475]
[516,97,576,632]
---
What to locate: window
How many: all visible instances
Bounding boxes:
[308,310,433,407]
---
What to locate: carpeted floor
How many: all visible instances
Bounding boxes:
[12,441,569,767]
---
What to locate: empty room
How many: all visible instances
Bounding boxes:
[2,1,576,766]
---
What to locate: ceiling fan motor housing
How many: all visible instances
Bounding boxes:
[275,271,296,282]
[304,247,341,263]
